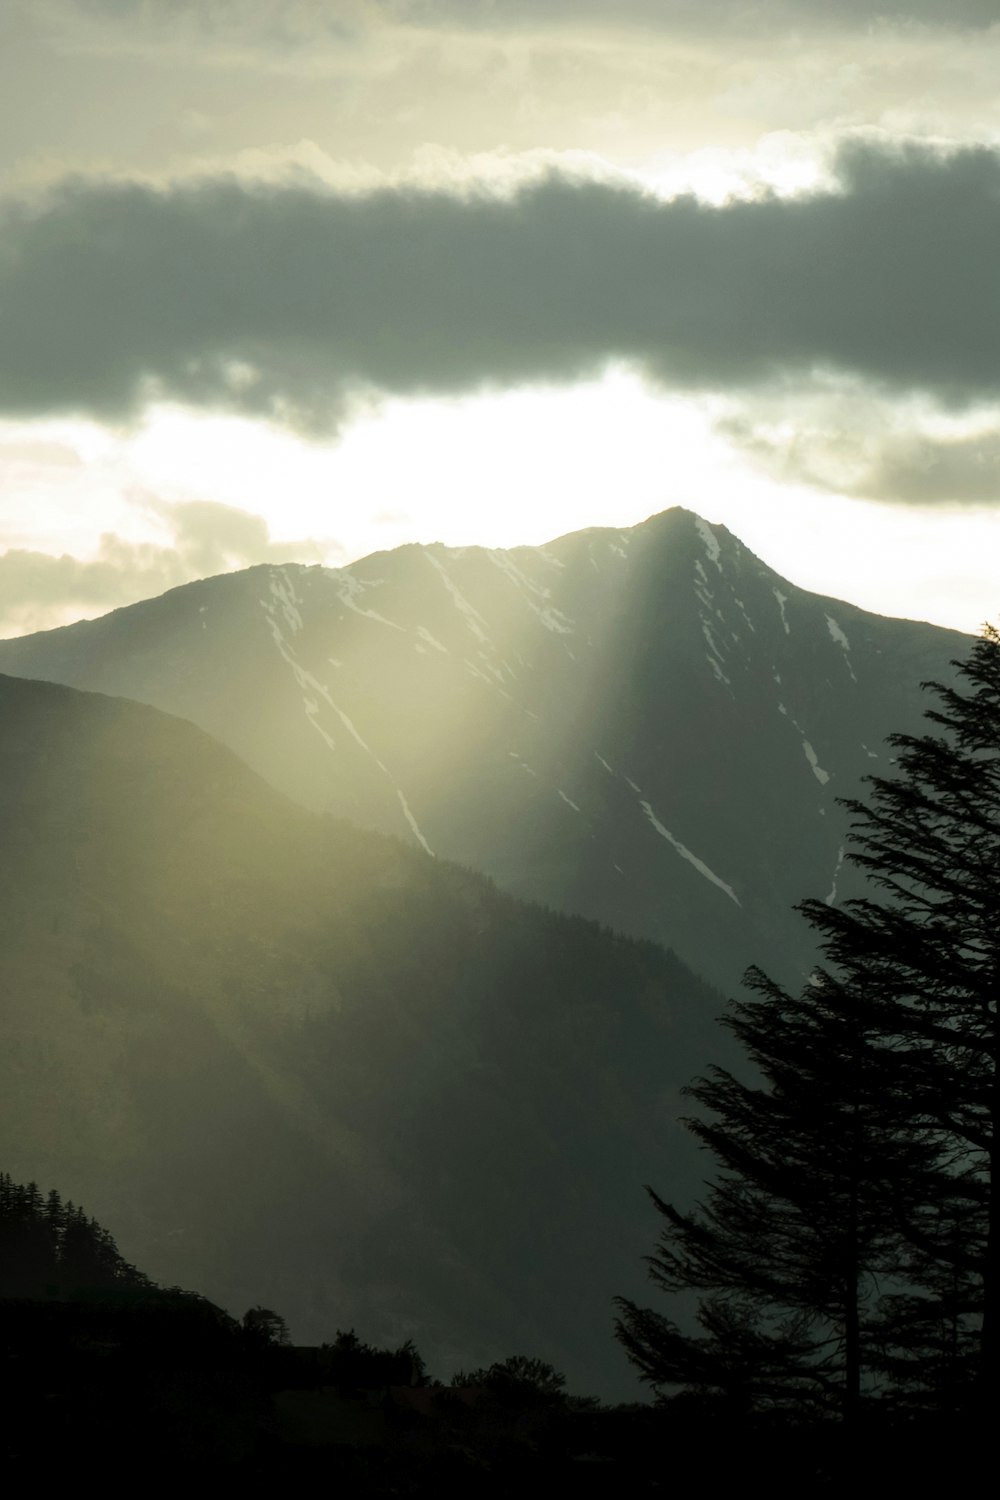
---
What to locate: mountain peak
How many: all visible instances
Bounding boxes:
[0,515,967,993]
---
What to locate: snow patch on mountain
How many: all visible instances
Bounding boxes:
[695,517,722,569]
[305,712,336,752]
[397,790,434,856]
[423,550,492,645]
[599,745,740,904]
[329,698,387,768]
[487,551,576,634]
[733,595,756,634]
[325,569,405,632]
[260,581,435,854]
[777,701,832,786]
[706,655,732,687]
[826,845,846,905]
[539,606,575,635]
[826,613,858,681]
[269,570,304,634]
[488,549,551,601]
[415,625,448,654]
[464,658,516,702]
[638,798,741,906]
[802,740,831,786]
[702,622,733,688]
[773,589,790,635]
[826,613,850,651]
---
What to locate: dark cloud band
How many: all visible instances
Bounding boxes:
[401,2,1000,32]
[1,140,998,428]
[48,2,1000,34]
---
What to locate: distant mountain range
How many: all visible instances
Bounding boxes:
[0,671,725,1399]
[0,507,970,991]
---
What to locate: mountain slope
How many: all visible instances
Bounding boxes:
[0,671,725,1398]
[0,508,969,990]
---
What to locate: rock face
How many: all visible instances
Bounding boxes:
[0,506,968,991]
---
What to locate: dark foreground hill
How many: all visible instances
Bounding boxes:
[1,1178,973,1491]
[0,672,728,1398]
[0,508,968,992]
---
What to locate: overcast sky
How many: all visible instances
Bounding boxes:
[2,0,999,634]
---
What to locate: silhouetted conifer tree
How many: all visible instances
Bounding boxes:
[802,623,1000,1412]
[0,1172,148,1296]
[616,965,920,1420]
[618,625,1000,1421]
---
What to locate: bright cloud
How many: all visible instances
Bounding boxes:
[2,0,999,639]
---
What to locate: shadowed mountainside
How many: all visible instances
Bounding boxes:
[0,671,727,1399]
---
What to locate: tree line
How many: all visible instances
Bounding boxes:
[0,1173,150,1298]
[617,622,1000,1428]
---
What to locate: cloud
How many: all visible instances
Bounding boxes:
[0,139,998,430]
[0,497,334,635]
[12,4,1000,211]
[855,431,1000,504]
[22,0,376,63]
[719,398,1000,506]
[139,494,333,573]
[33,1,1000,50]
[403,1,1000,32]
[0,536,185,634]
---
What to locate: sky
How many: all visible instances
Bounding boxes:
[1,1,1000,636]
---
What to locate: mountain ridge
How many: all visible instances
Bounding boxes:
[0,507,970,991]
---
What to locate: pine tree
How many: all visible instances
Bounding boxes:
[617,624,1000,1421]
[615,964,919,1421]
[1,1173,149,1297]
[0,1178,53,1295]
[800,623,1000,1412]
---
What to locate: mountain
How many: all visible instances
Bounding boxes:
[0,670,726,1399]
[0,507,970,992]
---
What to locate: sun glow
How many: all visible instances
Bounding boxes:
[2,367,997,638]
[21,371,746,562]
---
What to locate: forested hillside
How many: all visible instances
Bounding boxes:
[0,671,726,1397]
